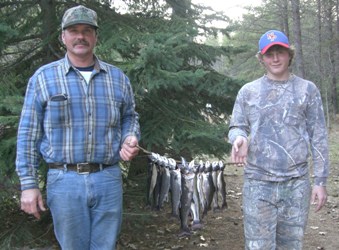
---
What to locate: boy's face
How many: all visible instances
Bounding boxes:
[261,45,291,80]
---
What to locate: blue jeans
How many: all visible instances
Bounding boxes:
[46,165,122,250]
[242,175,311,250]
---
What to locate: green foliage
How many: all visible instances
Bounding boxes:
[94,1,243,159]
[0,22,18,49]
[0,73,23,189]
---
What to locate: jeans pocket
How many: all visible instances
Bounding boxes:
[47,169,64,186]
[102,166,122,180]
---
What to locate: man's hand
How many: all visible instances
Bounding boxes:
[20,188,46,220]
[231,136,248,166]
[120,135,139,161]
[311,185,327,212]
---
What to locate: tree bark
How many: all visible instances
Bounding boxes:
[324,0,338,116]
[290,0,305,77]
[282,0,290,36]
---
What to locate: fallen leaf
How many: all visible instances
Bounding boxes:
[198,243,209,247]
[171,245,184,249]
[128,243,137,249]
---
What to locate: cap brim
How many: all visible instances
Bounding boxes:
[63,21,98,30]
[261,42,290,54]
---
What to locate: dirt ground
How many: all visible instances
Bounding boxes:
[118,166,339,250]
[118,127,339,250]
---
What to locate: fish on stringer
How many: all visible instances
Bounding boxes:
[211,161,220,212]
[190,159,203,231]
[201,161,215,217]
[158,156,171,209]
[178,157,195,237]
[169,158,181,219]
[217,160,228,209]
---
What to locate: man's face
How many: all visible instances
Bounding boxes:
[262,45,291,80]
[62,24,97,59]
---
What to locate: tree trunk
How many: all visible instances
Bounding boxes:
[282,0,290,36]
[290,0,305,77]
[39,0,62,63]
[325,0,337,117]
[317,0,322,84]
[334,0,339,114]
[316,0,330,127]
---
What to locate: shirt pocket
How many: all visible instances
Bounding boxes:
[46,97,70,127]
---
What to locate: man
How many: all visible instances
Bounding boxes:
[228,30,329,249]
[16,5,140,249]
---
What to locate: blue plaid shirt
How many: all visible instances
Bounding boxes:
[16,55,140,190]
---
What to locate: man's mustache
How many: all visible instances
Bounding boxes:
[73,40,89,46]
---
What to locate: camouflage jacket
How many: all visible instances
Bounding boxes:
[228,74,329,186]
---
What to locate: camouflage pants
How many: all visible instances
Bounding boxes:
[242,175,311,250]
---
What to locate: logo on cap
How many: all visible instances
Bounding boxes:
[267,32,277,42]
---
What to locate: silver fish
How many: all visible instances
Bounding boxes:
[197,160,206,218]
[211,161,220,212]
[190,160,203,231]
[217,160,228,209]
[159,157,170,209]
[201,161,215,217]
[153,157,163,210]
[146,153,160,209]
[169,158,181,219]
[178,157,195,237]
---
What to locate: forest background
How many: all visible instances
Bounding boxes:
[0,0,338,249]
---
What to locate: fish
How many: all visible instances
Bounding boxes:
[146,156,155,207]
[169,158,181,219]
[201,161,215,217]
[217,160,228,209]
[153,155,163,210]
[190,160,203,231]
[146,153,159,209]
[197,160,207,218]
[178,157,195,237]
[211,161,220,212]
[159,157,171,209]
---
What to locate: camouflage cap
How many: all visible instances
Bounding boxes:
[62,5,98,30]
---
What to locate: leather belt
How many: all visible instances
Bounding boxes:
[49,163,111,174]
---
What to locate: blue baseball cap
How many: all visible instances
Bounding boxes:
[258,30,290,54]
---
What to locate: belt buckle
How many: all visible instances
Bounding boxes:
[77,163,91,174]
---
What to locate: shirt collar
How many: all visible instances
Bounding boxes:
[62,54,108,75]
